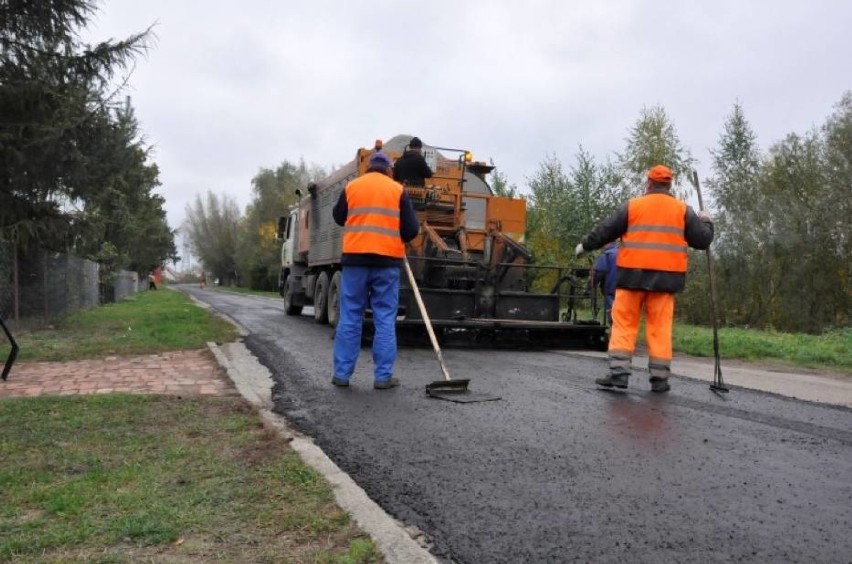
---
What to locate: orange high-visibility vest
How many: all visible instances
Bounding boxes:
[617,193,688,273]
[342,172,405,258]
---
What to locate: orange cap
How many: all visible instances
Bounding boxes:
[647,165,673,183]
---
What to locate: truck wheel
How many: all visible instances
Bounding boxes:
[283,280,302,316]
[278,269,287,297]
[328,271,342,328]
[314,271,329,324]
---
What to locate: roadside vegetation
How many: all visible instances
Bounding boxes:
[8,288,239,362]
[1,1,176,274]
[673,324,852,373]
[0,394,380,562]
[0,289,381,562]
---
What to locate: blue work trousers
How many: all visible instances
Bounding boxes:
[333,265,400,383]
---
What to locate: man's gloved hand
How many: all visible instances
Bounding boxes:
[698,210,712,222]
[575,243,585,257]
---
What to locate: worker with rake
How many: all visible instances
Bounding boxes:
[575,165,714,393]
[331,152,420,390]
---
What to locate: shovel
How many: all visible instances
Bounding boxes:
[402,256,471,395]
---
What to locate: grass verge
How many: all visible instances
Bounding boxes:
[0,394,380,563]
[564,306,849,373]
[672,324,851,373]
[4,289,239,362]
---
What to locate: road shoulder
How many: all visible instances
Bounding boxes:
[208,341,437,564]
[565,350,852,408]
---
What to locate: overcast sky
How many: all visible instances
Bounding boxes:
[83,0,851,239]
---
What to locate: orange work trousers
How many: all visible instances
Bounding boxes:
[608,288,675,379]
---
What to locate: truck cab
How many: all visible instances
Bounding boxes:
[277,208,298,272]
[277,207,303,314]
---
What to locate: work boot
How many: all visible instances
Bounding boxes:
[649,376,670,393]
[374,377,400,390]
[331,376,350,387]
[595,373,628,389]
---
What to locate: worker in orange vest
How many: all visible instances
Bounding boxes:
[575,165,714,392]
[331,152,420,390]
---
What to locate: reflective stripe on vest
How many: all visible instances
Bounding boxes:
[617,193,688,273]
[342,173,405,258]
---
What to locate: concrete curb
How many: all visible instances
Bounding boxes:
[208,341,437,564]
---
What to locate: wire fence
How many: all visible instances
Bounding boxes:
[112,270,144,302]
[0,242,13,326]
[0,242,147,331]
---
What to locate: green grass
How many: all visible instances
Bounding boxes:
[672,324,852,373]
[0,394,381,563]
[564,304,850,373]
[5,289,239,362]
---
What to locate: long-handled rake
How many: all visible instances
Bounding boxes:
[689,170,729,396]
[402,256,471,395]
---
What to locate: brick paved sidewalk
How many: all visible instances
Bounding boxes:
[0,348,238,399]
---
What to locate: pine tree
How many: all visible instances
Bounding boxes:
[0,0,151,248]
[705,103,769,325]
[619,105,694,199]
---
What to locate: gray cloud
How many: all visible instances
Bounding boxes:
[85,0,851,231]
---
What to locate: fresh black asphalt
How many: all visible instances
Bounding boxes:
[184,286,852,563]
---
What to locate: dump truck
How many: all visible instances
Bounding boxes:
[277,135,607,349]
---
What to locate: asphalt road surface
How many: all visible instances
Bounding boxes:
[183,286,852,563]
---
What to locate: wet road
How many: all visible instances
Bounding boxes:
[184,287,852,563]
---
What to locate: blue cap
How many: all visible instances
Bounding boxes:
[369,152,392,170]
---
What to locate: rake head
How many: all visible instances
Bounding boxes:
[426,378,471,395]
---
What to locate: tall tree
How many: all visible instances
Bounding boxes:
[761,130,841,332]
[701,94,851,331]
[71,100,177,271]
[821,91,852,327]
[0,0,152,250]
[185,192,241,285]
[566,146,624,239]
[619,105,694,198]
[237,160,317,289]
[703,103,768,325]
[524,149,622,271]
[525,154,572,267]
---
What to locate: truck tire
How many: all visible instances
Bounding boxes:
[314,271,329,324]
[278,269,287,297]
[283,280,302,316]
[328,271,342,328]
